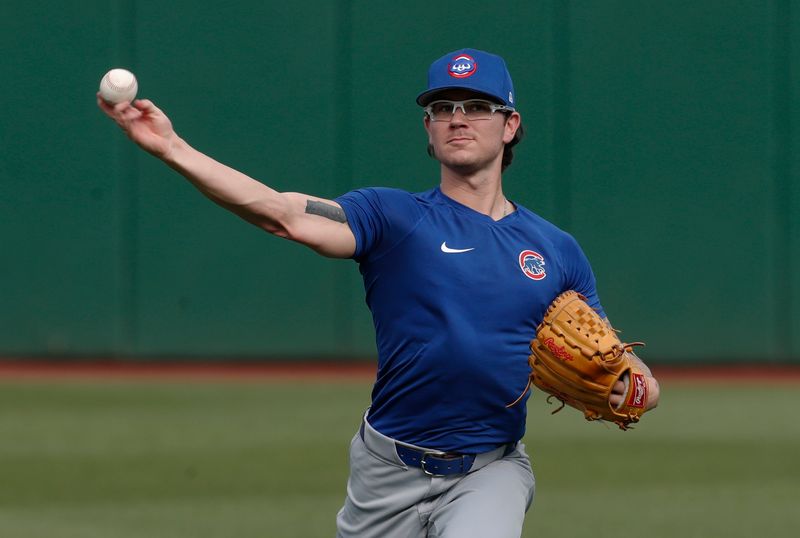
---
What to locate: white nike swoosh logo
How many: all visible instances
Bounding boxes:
[440,241,475,254]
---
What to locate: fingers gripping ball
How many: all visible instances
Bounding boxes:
[515,290,648,430]
[99,68,138,104]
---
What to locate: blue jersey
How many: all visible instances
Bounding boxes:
[336,187,604,453]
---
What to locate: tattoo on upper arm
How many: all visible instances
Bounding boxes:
[305,200,347,223]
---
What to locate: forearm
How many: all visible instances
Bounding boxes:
[162,137,288,234]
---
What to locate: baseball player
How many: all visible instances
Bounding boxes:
[98,48,660,537]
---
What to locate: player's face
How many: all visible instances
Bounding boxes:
[423,90,520,175]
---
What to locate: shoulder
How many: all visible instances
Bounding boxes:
[514,204,580,247]
[337,186,428,203]
[334,187,434,260]
[513,204,593,277]
[336,187,435,220]
[513,204,603,310]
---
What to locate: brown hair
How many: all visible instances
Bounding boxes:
[426,116,525,172]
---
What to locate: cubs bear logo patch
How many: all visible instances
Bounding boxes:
[519,250,546,281]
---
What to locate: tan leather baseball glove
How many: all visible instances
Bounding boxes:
[509,290,649,430]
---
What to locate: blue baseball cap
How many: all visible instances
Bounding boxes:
[416,48,515,108]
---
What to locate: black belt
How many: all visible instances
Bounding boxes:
[359,422,514,476]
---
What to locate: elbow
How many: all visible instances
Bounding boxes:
[227,199,291,237]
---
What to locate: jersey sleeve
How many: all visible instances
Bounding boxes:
[561,234,606,318]
[335,188,426,263]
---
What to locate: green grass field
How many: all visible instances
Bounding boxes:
[0,377,797,537]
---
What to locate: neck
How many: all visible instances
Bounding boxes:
[439,167,509,220]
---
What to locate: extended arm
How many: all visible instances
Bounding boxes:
[97,96,355,258]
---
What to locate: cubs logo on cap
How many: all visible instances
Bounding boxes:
[449,55,477,78]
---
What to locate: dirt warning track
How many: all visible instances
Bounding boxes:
[0,360,798,383]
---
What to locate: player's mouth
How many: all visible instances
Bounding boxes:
[447,136,474,145]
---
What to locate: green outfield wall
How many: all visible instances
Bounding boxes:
[1,1,797,362]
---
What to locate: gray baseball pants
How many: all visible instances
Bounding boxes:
[336,414,535,537]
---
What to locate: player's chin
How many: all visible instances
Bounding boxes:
[443,161,482,176]
[438,152,485,173]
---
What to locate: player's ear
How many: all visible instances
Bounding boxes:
[502,112,521,144]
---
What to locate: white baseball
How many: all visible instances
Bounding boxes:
[99,68,138,104]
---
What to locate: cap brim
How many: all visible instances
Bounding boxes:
[416,87,508,107]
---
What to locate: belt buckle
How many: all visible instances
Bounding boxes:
[420,450,457,477]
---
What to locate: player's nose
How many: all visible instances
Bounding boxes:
[449,108,469,125]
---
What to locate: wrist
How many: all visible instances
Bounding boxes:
[161,135,189,168]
